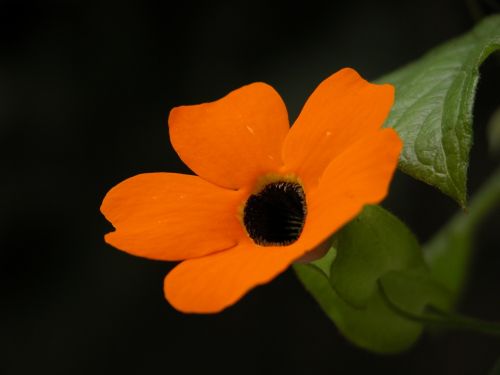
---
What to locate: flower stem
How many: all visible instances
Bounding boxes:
[379,280,500,336]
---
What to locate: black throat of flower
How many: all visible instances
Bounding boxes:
[243,181,307,246]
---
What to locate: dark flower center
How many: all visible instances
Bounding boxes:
[243,181,307,246]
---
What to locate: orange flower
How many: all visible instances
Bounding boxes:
[100,68,402,313]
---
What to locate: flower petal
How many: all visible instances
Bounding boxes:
[169,83,289,189]
[164,241,306,313]
[282,68,394,191]
[304,128,402,244]
[101,173,246,261]
[163,130,400,313]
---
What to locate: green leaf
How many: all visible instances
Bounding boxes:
[379,270,453,317]
[378,15,500,206]
[424,167,500,302]
[330,205,426,307]
[294,262,423,354]
[296,186,500,352]
[295,206,453,353]
[308,245,337,278]
[378,272,500,336]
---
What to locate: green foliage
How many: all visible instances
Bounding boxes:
[330,206,425,308]
[295,206,453,353]
[296,169,500,353]
[308,245,337,278]
[295,262,423,354]
[424,168,500,301]
[379,15,500,206]
[296,16,500,354]
[379,270,453,318]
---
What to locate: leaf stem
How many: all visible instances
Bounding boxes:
[379,280,500,336]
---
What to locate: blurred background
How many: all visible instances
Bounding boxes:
[1,0,500,374]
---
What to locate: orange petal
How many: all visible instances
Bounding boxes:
[282,68,394,191]
[164,241,306,313]
[169,83,289,189]
[304,128,402,245]
[101,173,246,261]
[163,129,401,313]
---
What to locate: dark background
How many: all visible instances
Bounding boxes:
[2,0,500,374]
